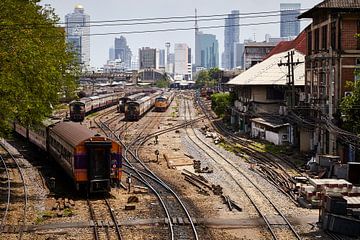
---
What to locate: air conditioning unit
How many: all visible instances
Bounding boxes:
[299,92,306,102]
[344,91,353,97]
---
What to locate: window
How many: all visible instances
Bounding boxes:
[314,28,320,52]
[308,31,312,54]
[266,87,284,100]
[331,21,337,49]
[322,25,328,50]
[357,21,360,50]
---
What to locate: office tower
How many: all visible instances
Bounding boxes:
[65,4,90,70]
[159,49,165,69]
[109,47,115,61]
[223,10,240,69]
[175,43,192,80]
[196,32,219,69]
[280,3,301,38]
[114,36,132,70]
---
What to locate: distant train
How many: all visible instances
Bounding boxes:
[125,91,162,120]
[69,92,123,122]
[14,120,122,193]
[117,92,147,113]
[154,91,175,112]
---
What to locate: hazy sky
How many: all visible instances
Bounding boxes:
[40,0,321,68]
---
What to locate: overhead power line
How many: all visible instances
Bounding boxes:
[66,20,308,37]
[1,8,309,28]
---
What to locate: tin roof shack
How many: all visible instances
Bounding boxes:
[250,117,292,145]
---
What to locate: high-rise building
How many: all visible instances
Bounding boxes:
[114,36,132,70]
[223,10,240,69]
[65,4,90,70]
[159,49,165,69]
[174,43,192,80]
[280,3,301,38]
[195,32,219,69]
[234,43,244,69]
[109,47,115,61]
[139,47,158,69]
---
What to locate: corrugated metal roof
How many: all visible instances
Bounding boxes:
[299,0,360,18]
[250,117,290,129]
[50,122,96,148]
[344,196,360,205]
[315,0,360,8]
[227,49,305,86]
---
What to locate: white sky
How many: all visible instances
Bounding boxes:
[40,0,321,68]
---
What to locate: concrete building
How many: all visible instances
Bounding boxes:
[65,4,90,70]
[298,0,360,160]
[174,43,192,80]
[280,3,301,38]
[243,41,277,69]
[234,43,245,69]
[114,36,132,70]
[139,47,158,70]
[223,10,240,69]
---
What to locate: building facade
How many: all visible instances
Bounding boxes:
[223,10,240,69]
[298,0,360,160]
[243,41,277,69]
[174,43,192,80]
[139,47,158,70]
[114,36,132,70]
[280,3,301,38]
[65,4,90,70]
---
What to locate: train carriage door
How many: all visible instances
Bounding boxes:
[85,141,112,192]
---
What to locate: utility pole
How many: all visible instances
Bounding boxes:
[278,50,303,109]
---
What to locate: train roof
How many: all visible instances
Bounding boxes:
[50,122,98,148]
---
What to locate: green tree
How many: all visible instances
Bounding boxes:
[0,0,79,134]
[195,70,210,88]
[340,80,360,133]
[211,92,231,117]
[155,74,170,88]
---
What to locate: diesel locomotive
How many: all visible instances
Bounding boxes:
[154,91,174,112]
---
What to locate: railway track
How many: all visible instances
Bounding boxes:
[195,91,304,202]
[0,140,28,239]
[92,96,200,240]
[87,198,123,240]
[181,95,302,240]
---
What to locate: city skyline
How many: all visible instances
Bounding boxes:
[41,0,320,68]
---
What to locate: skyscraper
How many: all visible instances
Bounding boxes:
[223,10,240,70]
[158,49,165,69]
[114,36,132,70]
[65,4,90,70]
[280,3,301,38]
[174,43,192,80]
[196,33,219,69]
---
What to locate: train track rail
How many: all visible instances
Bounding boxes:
[87,198,123,240]
[181,95,301,240]
[0,140,28,239]
[195,91,303,202]
[93,96,200,240]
